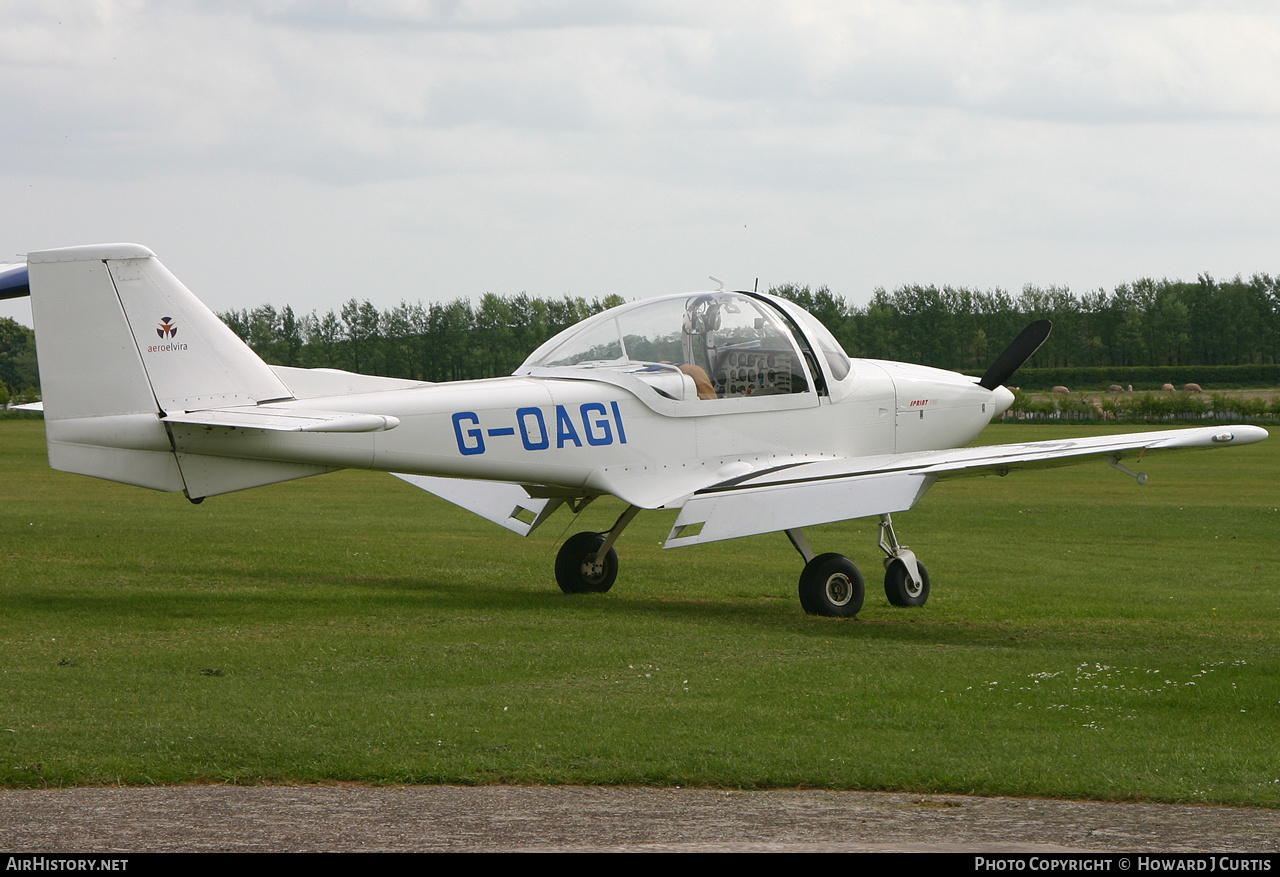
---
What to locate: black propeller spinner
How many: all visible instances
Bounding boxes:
[978,319,1052,391]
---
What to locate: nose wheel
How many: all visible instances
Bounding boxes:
[884,556,930,607]
[878,514,929,607]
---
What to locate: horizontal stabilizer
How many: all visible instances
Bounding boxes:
[164,407,400,433]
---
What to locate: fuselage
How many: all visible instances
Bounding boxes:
[160,352,1011,509]
[25,251,1011,509]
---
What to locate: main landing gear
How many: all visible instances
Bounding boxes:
[786,514,930,617]
[554,506,640,595]
[555,532,618,593]
[798,552,865,617]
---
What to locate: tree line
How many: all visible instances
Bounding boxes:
[219,293,626,382]
[776,274,1279,373]
[218,273,1278,381]
[2,271,1275,404]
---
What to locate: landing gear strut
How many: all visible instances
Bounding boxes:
[878,514,929,607]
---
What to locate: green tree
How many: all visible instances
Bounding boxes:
[0,318,38,396]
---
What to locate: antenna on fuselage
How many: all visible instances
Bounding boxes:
[708,275,724,291]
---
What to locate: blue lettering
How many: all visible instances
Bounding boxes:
[581,403,612,446]
[518,407,549,450]
[462,405,623,453]
[556,405,582,448]
[611,401,628,444]
[452,411,485,455]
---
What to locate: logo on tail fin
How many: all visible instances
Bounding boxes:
[148,316,188,353]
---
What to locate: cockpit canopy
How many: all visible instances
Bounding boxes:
[518,292,852,403]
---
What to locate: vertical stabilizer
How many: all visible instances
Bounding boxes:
[26,244,303,495]
[27,243,292,419]
[28,245,161,423]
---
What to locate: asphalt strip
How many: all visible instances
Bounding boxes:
[2,785,1278,852]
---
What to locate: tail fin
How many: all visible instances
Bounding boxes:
[27,243,323,497]
[28,243,291,419]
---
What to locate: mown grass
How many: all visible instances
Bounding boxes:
[0,419,1276,804]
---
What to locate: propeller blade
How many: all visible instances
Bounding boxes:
[978,319,1052,390]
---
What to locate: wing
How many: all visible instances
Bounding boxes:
[664,425,1268,548]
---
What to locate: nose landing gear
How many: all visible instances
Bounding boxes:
[878,514,930,607]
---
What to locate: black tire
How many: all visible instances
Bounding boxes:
[555,532,618,594]
[798,553,865,617]
[884,558,930,607]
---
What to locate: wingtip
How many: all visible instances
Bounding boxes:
[1225,425,1268,445]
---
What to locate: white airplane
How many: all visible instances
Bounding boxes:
[5,244,1268,617]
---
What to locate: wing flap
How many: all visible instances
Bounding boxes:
[667,471,934,548]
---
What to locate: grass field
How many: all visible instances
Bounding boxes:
[0,418,1276,805]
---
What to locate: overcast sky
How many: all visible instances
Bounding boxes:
[3,0,1278,328]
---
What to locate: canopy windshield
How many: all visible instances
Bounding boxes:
[524,293,814,399]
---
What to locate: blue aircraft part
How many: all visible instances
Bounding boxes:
[0,263,30,300]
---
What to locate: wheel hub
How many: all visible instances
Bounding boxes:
[580,555,605,583]
[825,573,853,606]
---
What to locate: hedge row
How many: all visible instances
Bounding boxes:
[979,364,1280,391]
[1005,391,1278,423]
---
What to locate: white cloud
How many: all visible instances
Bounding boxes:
[2,0,1279,322]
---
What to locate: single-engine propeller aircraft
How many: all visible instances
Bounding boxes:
[1,245,1268,616]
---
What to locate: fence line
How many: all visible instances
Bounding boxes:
[1002,410,1278,423]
